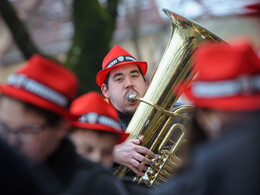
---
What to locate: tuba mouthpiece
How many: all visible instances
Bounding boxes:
[127,92,138,103]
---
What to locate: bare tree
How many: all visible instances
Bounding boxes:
[66,0,119,93]
[0,0,40,59]
[0,0,119,94]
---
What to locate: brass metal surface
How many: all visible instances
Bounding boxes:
[114,9,224,187]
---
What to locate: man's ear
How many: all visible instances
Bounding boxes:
[101,84,110,99]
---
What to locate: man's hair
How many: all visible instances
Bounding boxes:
[0,94,63,128]
[104,65,145,89]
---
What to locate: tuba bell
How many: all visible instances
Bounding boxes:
[114,9,224,187]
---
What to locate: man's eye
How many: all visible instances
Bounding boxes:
[115,78,123,82]
[84,146,93,154]
[131,74,139,78]
[20,126,41,134]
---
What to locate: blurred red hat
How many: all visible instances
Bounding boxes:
[96,45,147,87]
[69,91,129,144]
[0,54,79,119]
[183,39,260,111]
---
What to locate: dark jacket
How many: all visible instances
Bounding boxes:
[118,110,132,130]
[35,138,129,195]
[151,117,260,195]
[0,137,44,194]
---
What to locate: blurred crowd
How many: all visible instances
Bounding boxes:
[0,37,260,195]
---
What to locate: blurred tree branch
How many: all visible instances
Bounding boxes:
[0,0,119,94]
[66,0,119,94]
[0,0,40,59]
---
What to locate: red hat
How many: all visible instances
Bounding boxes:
[183,39,260,111]
[0,54,79,119]
[96,45,147,87]
[69,91,129,144]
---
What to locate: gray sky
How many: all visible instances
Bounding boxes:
[155,0,260,19]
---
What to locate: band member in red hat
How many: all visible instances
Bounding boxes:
[151,39,260,195]
[96,45,148,129]
[0,54,128,194]
[69,91,129,167]
[96,45,156,177]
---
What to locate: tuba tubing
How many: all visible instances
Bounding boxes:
[114,8,224,187]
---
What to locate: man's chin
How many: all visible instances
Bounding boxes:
[123,110,135,116]
[123,107,136,116]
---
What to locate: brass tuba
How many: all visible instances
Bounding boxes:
[114,9,224,187]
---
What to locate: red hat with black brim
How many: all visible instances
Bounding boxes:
[96,45,147,87]
[0,54,79,120]
[183,39,260,111]
[69,91,129,144]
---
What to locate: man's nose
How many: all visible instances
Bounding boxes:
[91,151,102,163]
[125,77,134,88]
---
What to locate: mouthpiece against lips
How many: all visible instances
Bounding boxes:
[127,92,138,103]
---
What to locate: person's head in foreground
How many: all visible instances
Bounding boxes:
[96,45,148,116]
[69,91,129,167]
[0,54,78,163]
[183,39,260,139]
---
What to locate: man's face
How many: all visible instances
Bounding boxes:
[101,64,147,115]
[0,96,66,163]
[70,129,118,167]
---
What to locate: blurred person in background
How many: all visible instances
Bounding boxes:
[69,91,129,167]
[151,39,260,195]
[0,54,129,195]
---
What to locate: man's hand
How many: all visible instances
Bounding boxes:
[113,136,156,176]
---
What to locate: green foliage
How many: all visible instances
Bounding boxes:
[65,0,119,95]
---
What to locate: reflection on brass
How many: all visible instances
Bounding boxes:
[114,8,224,187]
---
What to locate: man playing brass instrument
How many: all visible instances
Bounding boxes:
[96,45,156,177]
